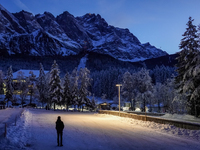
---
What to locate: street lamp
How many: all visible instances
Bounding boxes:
[116,84,122,116]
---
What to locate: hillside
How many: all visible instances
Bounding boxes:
[0,52,177,76]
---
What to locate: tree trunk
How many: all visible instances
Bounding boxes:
[132,99,135,111]
[30,93,32,104]
[158,101,160,113]
[143,98,146,112]
[131,100,133,111]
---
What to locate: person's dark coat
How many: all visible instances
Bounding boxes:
[56,116,64,146]
[56,117,64,133]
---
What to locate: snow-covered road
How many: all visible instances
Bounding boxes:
[2,108,200,150]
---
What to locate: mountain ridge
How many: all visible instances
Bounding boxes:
[0,4,168,62]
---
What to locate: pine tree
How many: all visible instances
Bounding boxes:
[62,72,72,111]
[0,70,5,95]
[183,52,200,116]
[70,68,79,108]
[78,68,92,111]
[167,77,187,113]
[152,65,175,84]
[135,68,153,112]
[4,66,14,107]
[175,17,199,115]
[185,24,200,116]
[153,83,164,113]
[122,71,136,110]
[0,70,5,104]
[49,60,62,111]
[164,82,173,113]
[90,94,96,111]
[37,63,49,108]
[101,93,107,103]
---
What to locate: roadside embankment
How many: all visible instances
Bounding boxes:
[0,108,24,138]
[99,110,200,130]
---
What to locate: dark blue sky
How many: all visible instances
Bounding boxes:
[1,0,200,54]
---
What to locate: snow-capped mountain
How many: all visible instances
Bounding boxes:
[0,4,168,61]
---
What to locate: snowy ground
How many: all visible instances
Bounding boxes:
[1,108,200,150]
[159,113,200,124]
[77,54,88,71]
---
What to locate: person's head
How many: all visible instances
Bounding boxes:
[57,116,61,120]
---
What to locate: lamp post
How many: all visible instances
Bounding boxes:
[116,84,122,116]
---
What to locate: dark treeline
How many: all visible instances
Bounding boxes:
[0,51,177,100]
[0,53,84,76]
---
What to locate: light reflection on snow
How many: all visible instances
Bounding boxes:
[1,109,200,150]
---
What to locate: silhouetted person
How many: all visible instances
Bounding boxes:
[56,116,64,146]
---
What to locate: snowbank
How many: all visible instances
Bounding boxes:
[0,108,31,150]
[161,113,200,122]
[0,108,24,137]
[96,114,200,141]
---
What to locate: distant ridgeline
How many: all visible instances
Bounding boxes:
[0,4,167,62]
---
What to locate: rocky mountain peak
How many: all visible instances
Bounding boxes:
[35,12,56,30]
[0,5,168,61]
[13,11,41,33]
[56,11,89,43]
[0,5,26,34]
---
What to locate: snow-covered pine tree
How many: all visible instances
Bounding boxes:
[37,63,49,108]
[101,93,107,103]
[90,94,96,111]
[90,67,123,99]
[62,72,72,111]
[4,66,14,107]
[175,17,199,116]
[0,70,5,95]
[185,24,200,116]
[70,68,79,108]
[153,82,165,113]
[162,80,173,113]
[135,68,153,112]
[167,77,187,113]
[152,65,175,84]
[78,68,92,111]
[183,52,200,116]
[122,71,136,110]
[91,71,101,96]
[49,60,62,111]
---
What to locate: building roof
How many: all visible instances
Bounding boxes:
[99,102,111,105]
[12,69,49,79]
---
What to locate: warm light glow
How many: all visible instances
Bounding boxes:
[13,79,26,82]
[116,84,122,116]
[13,90,23,94]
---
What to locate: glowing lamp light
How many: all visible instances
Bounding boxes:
[116,84,122,116]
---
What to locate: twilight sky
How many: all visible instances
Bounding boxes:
[1,0,200,54]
